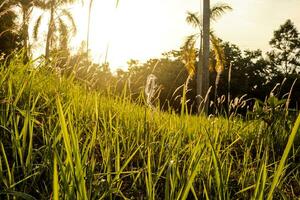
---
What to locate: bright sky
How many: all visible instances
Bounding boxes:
[67,0,300,70]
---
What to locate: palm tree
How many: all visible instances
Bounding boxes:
[33,0,78,59]
[12,0,35,62]
[201,0,210,114]
[183,2,232,113]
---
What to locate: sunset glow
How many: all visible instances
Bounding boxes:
[69,0,300,70]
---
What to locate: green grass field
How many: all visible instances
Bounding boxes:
[0,56,300,199]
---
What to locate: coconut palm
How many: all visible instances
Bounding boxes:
[182,2,232,109]
[10,0,35,61]
[33,0,78,59]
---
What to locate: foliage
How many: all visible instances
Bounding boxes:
[0,0,21,58]
[250,96,287,130]
[183,4,232,78]
[114,37,300,115]
[183,3,232,106]
[267,19,300,75]
[33,0,78,58]
[215,43,271,100]
[180,41,196,77]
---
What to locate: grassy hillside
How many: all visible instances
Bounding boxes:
[0,57,300,199]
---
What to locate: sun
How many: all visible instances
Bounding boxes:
[71,0,186,70]
[71,1,115,63]
[72,1,152,69]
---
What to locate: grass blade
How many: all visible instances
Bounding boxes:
[267,113,300,199]
[53,153,59,200]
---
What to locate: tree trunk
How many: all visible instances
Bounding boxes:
[87,0,94,60]
[45,0,55,59]
[227,62,232,111]
[196,30,202,113]
[285,59,288,76]
[214,71,220,102]
[22,6,29,63]
[197,0,210,114]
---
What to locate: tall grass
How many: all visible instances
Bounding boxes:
[0,56,300,199]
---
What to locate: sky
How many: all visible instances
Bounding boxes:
[65,0,300,70]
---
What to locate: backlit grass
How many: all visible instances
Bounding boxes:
[0,56,300,199]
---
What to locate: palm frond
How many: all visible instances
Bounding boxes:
[58,18,69,49]
[183,34,198,49]
[186,12,202,29]
[0,28,17,37]
[33,15,43,40]
[0,0,10,9]
[58,0,80,6]
[61,9,77,35]
[34,0,50,9]
[0,7,13,18]
[18,0,34,8]
[50,22,58,48]
[181,35,197,77]
[210,33,226,99]
[210,32,225,73]
[58,18,68,35]
[210,3,232,21]
[0,0,15,18]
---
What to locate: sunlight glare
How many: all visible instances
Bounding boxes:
[72,0,195,70]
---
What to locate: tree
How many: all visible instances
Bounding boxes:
[33,0,78,59]
[183,2,232,113]
[200,0,210,114]
[12,0,35,62]
[0,0,20,58]
[267,19,300,76]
